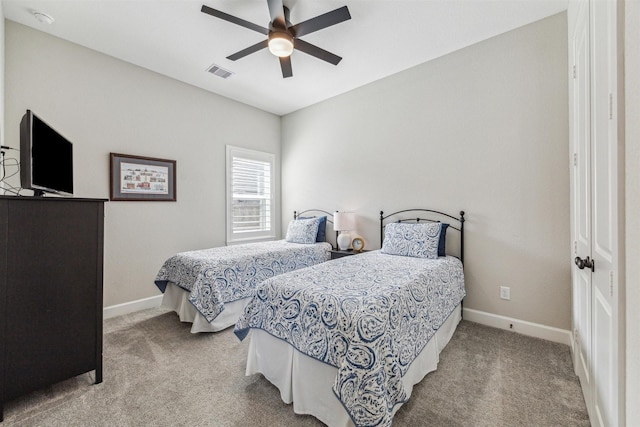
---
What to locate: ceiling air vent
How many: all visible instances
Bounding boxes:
[206,64,234,79]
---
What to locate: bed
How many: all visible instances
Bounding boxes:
[234,209,466,427]
[154,210,335,333]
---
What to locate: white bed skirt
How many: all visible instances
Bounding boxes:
[245,304,462,427]
[161,282,250,333]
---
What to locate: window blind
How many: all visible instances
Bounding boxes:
[231,156,271,233]
[226,146,275,243]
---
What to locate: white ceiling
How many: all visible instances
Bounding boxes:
[2,0,568,116]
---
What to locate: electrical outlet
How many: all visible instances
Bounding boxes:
[500,286,511,300]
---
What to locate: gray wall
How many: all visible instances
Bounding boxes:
[4,21,281,307]
[281,13,570,330]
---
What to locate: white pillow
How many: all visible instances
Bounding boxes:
[380,222,441,259]
[285,217,321,244]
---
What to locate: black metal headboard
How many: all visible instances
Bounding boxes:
[379,209,465,263]
[293,209,337,248]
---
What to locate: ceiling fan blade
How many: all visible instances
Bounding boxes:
[201,5,269,35]
[267,0,286,28]
[227,40,269,61]
[279,56,293,78]
[290,6,351,37]
[294,39,342,65]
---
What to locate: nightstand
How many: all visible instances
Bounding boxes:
[330,249,367,260]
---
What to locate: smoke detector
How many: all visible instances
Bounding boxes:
[32,11,55,25]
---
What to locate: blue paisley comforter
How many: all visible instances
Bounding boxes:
[154,240,331,323]
[234,251,465,427]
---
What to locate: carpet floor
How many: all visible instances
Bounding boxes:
[2,307,590,426]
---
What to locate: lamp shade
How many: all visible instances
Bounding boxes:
[334,212,356,231]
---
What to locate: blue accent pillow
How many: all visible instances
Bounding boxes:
[439,223,449,257]
[285,217,321,244]
[297,216,327,242]
[381,222,441,259]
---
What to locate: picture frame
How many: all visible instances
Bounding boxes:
[109,153,176,201]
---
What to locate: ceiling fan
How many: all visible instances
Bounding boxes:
[201,0,351,78]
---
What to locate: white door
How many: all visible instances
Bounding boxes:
[570,1,620,426]
[571,0,592,411]
[589,0,619,425]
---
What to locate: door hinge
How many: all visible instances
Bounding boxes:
[574,241,577,254]
[609,93,613,120]
[572,65,576,79]
[609,271,614,296]
[573,153,577,167]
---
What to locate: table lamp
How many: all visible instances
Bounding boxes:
[334,211,356,251]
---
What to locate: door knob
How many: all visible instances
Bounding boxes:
[574,256,595,272]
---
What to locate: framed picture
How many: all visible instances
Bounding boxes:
[109,153,176,201]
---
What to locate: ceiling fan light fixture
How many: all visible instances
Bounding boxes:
[268,31,294,57]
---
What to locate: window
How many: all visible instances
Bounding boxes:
[226,145,276,244]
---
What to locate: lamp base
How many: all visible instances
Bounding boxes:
[337,232,351,251]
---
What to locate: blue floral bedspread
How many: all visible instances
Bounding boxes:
[234,251,465,427]
[154,240,331,323]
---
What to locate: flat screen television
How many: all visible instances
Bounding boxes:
[20,110,73,196]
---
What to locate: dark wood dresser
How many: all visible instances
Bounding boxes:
[0,196,105,421]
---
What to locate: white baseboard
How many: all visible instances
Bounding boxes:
[463,307,572,346]
[103,298,573,346]
[103,294,163,319]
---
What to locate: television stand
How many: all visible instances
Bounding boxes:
[0,196,106,421]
